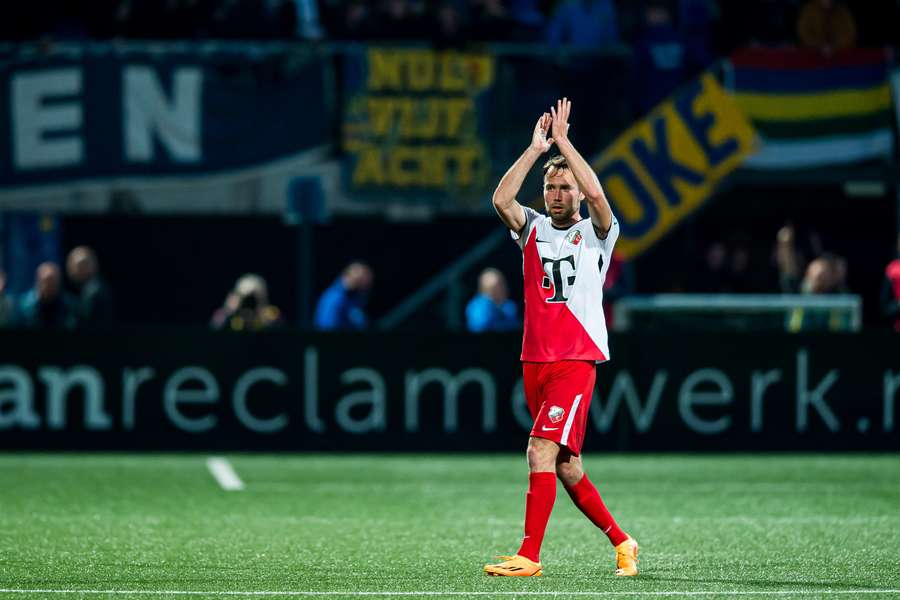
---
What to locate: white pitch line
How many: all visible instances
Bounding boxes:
[1,590,900,597]
[206,457,245,491]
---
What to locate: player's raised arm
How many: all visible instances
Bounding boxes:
[492,113,553,233]
[550,98,614,237]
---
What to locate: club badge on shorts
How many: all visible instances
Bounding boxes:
[548,406,565,423]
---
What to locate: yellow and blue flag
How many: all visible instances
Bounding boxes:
[725,47,894,169]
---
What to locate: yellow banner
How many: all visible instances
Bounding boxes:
[593,73,756,260]
[343,48,494,192]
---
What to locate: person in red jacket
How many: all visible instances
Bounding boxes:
[883,234,900,331]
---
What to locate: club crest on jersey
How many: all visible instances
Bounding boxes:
[548,406,565,423]
[567,230,583,246]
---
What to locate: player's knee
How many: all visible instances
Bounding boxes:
[526,437,558,472]
[556,460,583,486]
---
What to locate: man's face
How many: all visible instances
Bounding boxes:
[480,272,507,304]
[345,264,373,293]
[804,259,832,294]
[36,265,60,302]
[66,251,91,284]
[543,168,583,225]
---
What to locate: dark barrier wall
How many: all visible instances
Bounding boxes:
[0,330,897,451]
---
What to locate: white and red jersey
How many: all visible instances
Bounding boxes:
[511,206,619,363]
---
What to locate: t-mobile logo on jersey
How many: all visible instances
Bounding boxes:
[541,256,576,303]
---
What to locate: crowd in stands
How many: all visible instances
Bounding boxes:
[685,223,854,301]
[0,1,896,333]
[207,260,374,333]
[5,0,895,49]
[772,223,854,332]
[3,228,900,332]
[0,246,114,329]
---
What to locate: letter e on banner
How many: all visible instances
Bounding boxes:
[592,72,756,260]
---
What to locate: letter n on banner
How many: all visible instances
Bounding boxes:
[592,73,757,260]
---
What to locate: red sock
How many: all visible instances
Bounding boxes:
[516,472,557,563]
[565,474,628,547]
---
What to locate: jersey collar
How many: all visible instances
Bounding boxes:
[550,217,582,231]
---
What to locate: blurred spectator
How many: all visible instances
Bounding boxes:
[290,0,325,39]
[112,0,169,38]
[48,0,91,39]
[211,273,283,331]
[799,256,834,296]
[469,0,510,41]
[82,0,119,40]
[694,241,732,292]
[155,0,195,38]
[546,0,619,48]
[371,0,427,40]
[0,270,12,328]
[787,253,850,331]
[433,0,469,48]
[602,251,634,330]
[269,0,324,39]
[728,238,756,293]
[466,268,518,332]
[211,0,270,38]
[678,0,716,31]
[678,0,717,75]
[16,262,76,329]
[717,0,796,51]
[66,246,115,328]
[165,0,216,39]
[314,262,373,331]
[882,234,900,331]
[326,0,375,39]
[801,253,846,295]
[632,2,688,114]
[507,0,545,40]
[775,224,804,293]
[829,252,848,293]
[797,0,857,53]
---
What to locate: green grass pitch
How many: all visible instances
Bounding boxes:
[1,453,899,599]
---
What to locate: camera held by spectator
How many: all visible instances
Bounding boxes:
[212,273,283,331]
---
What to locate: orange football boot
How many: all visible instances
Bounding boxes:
[614,536,639,576]
[483,554,543,577]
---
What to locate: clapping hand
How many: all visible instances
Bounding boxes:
[550,97,571,143]
[530,112,553,153]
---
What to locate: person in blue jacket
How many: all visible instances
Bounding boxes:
[314,262,373,330]
[466,268,519,332]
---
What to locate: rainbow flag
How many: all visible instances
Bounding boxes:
[725,48,894,170]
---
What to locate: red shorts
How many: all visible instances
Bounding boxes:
[523,360,596,455]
